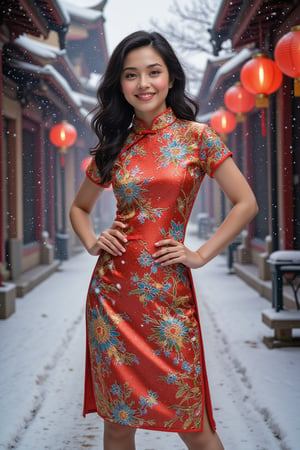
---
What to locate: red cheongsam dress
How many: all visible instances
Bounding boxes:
[84,108,232,432]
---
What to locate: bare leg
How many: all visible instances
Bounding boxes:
[103,420,137,450]
[178,407,224,450]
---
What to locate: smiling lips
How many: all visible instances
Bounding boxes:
[135,93,155,101]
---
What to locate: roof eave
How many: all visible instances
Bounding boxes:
[210,0,263,54]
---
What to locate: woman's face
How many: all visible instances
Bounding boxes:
[120,46,173,128]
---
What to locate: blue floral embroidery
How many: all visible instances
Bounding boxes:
[159,141,188,166]
[139,391,158,409]
[111,382,122,396]
[137,281,160,302]
[176,264,188,284]
[169,221,184,240]
[160,220,184,241]
[138,251,159,273]
[182,361,192,373]
[195,365,201,374]
[167,372,178,384]
[156,317,188,352]
[111,402,135,425]
[117,181,142,203]
[90,308,120,353]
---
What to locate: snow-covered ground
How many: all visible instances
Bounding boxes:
[0,233,299,449]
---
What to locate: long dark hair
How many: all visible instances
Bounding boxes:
[91,30,199,184]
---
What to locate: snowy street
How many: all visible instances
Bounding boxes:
[0,232,299,450]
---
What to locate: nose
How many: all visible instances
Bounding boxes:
[137,74,150,89]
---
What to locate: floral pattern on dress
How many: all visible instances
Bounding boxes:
[93,379,157,428]
[111,147,168,225]
[133,108,176,134]
[129,271,171,306]
[84,108,232,432]
[88,303,139,371]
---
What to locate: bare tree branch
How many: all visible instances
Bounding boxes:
[150,0,222,92]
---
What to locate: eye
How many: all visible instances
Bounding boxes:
[150,70,161,76]
[124,72,136,79]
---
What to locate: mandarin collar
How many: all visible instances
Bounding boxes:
[132,107,176,135]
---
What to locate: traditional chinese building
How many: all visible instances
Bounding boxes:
[0,0,109,317]
[197,0,300,301]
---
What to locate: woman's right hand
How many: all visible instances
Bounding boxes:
[87,221,127,256]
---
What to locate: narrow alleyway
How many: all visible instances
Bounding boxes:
[0,233,298,450]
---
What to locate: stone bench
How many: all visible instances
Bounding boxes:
[262,309,300,348]
[268,250,300,311]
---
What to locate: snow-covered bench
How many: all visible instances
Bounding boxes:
[268,250,300,311]
[262,309,300,348]
[262,251,300,348]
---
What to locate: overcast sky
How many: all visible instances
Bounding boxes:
[104,0,189,54]
[67,0,219,94]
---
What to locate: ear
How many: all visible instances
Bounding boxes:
[169,79,174,89]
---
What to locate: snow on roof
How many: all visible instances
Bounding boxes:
[63,0,102,7]
[84,72,102,90]
[209,48,254,94]
[206,52,234,64]
[72,91,97,106]
[54,0,70,24]
[11,60,82,108]
[15,35,66,60]
[80,107,93,123]
[61,0,103,22]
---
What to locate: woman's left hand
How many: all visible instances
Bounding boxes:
[152,239,204,269]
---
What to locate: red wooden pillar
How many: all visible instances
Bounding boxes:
[48,146,56,241]
[7,121,18,239]
[280,79,294,249]
[35,122,45,241]
[244,116,255,238]
[22,115,45,245]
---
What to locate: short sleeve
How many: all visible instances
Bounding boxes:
[85,157,111,188]
[199,125,232,178]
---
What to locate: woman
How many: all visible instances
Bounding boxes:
[70,31,258,450]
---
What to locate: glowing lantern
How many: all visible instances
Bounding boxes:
[81,157,92,172]
[240,54,283,108]
[224,82,255,122]
[210,108,236,140]
[49,120,77,153]
[274,25,300,96]
[49,121,78,250]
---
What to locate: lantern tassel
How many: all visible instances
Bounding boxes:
[261,108,266,137]
[60,154,65,167]
[294,78,300,97]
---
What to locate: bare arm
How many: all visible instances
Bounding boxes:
[70,177,127,256]
[195,157,258,265]
[153,157,258,268]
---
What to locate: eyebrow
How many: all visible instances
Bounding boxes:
[122,63,163,72]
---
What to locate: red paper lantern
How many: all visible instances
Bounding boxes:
[275,25,300,96]
[49,121,77,153]
[210,108,236,138]
[240,53,283,108]
[224,82,255,121]
[81,157,92,173]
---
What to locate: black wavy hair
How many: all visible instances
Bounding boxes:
[91,30,199,184]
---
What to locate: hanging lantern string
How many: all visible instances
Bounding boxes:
[258,15,266,137]
[259,15,263,52]
[261,109,266,137]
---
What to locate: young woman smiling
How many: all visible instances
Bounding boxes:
[70,31,258,450]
